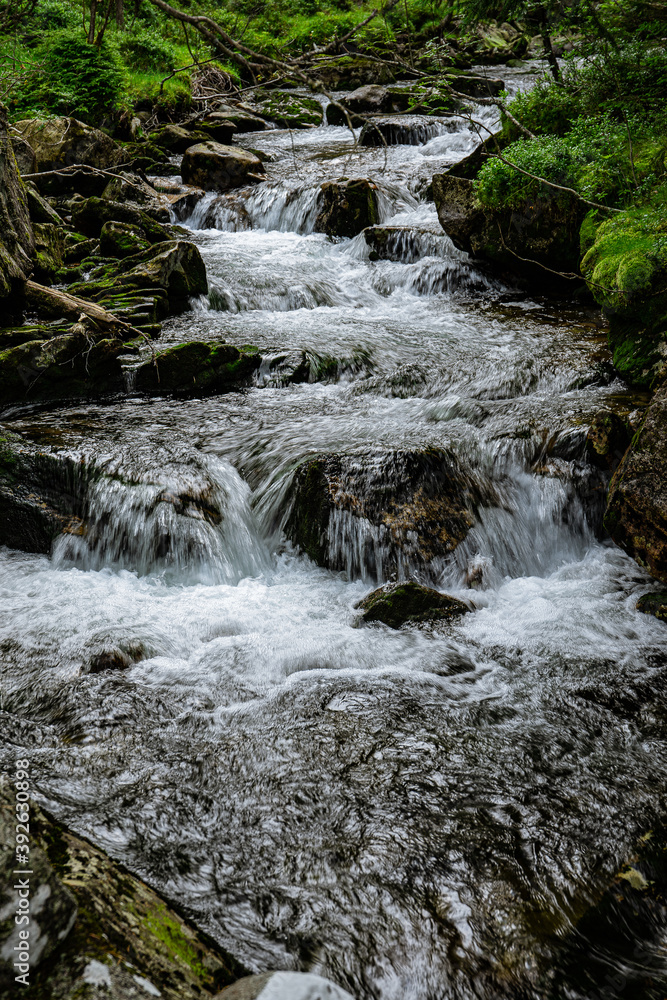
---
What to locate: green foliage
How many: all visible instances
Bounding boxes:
[566,42,667,115]
[117,29,177,73]
[502,78,581,138]
[581,202,667,308]
[9,30,126,122]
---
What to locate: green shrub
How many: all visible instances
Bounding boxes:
[12,31,126,123]
[117,30,177,73]
[502,79,582,139]
[25,0,79,31]
[566,42,667,115]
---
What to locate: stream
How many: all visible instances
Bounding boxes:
[2,65,667,999]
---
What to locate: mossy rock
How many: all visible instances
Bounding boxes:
[180,142,265,193]
[0,783,247,999]
[314,179,379,239]
[580,207,667,389]
[11,116,124,172]
[309,55,397,90]
[32,221,65,284]
[100,220,152,259]
[257,92,323,129]
[356,581,471,629]
[636,592,667,622]
[71,196,175,241]
[135,340,260,396]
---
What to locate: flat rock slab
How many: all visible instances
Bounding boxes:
[217,971,355,1000]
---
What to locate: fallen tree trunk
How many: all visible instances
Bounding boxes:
[25,280,138,337]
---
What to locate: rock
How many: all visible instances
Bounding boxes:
[12,116,124,172]
[325,85,392,126]
[356,581,471,629]
[0,786,78,988]
[149,123,211,153]
[101,171,171,221]
[215,971,355,1000]
[0,784,246,999]
[255,92,323,129]
[432,172,583,284]
[71,196,175,240]
[100,220,151,259]
[0,327,125,407]
[0,103,34,304]
[25,181,62,225]
[198,108,267,140]
[359,115,445,147]
[0,434,87,551]
[282,448,495,579]
[181,142,265,192]
[135,340,260,396]
[31,222,65,284]
[314,179,379,238]
[636,592,667,622]
[586,409,632,471]
[605,381,667,583]
[9,134,35,174]
[580,207,667,389]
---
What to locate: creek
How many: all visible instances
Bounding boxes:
[2,65,667,999]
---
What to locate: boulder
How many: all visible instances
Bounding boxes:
[135,340,260,396]
[149,123,211,153]
[99,220,151,258]
[314,179,379,238]
[282,448,496,580]
[0,327,125,407]
[71,196,174,240]
[9,134,35,174]
[198,107,267,140]
[310,55,397,90]
[432,172,583,284]
[11,116,124,172]
[356,581,471,629]
[255,92,323,129]
[100,171,171,221]
[636,592,667,622]
[181,142,265,192]
[359,115,444,147]
[25,182,62,225]
[0,785,246,998]
[445,71,505,98]
[325,85,392,126]
[604,381,667,583]
[0,103,34,303]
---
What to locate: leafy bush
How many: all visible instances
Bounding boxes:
[502,78,581,139]
[117,30,177,73]
[11,31,126,123]
[24,0,79,31]
[566,42,667,115]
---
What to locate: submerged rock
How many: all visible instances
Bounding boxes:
[314,179,379,238]
[636,592,667,622]
[135,340,260,396]
[359,115,447,147]
[181,142,265,192]
[605,381,667,584]
[12,116,124,172]
[282,448,495,580]
[356,581,471,629]
[0,784,246,998]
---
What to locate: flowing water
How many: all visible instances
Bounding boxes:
[2,66,667,999]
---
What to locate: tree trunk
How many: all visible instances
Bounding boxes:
[541,29,562,82]
[115,0,124,29]
[87,0,97,43]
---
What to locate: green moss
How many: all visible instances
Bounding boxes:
[143,904,208,978]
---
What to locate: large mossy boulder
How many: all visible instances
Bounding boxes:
[636,592,667,622]
[432,171,582,283]
[12,116,124,172]
[199,106,268,139]
[181,142,265,192]
[70,195,175,240]
[356,581,471,629]
[314,179,379,238]
[604,380,667,584]
[0,103,34,305]
[135,340,260,396]
[0,784,246,999]
[581,207,667,389]
[256,91,323,129]
[282,448,496,580]
[0,326,125,407]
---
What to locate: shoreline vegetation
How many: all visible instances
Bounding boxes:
[1,0,667,996]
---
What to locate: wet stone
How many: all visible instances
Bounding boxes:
[181,142,266,193]
[356,581,471,629]
[314,179,379,238]
[636,593,667,623]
